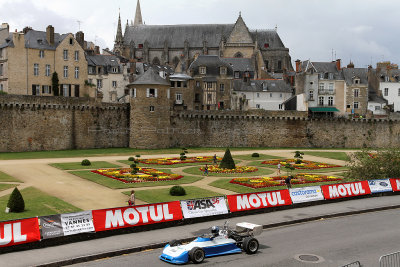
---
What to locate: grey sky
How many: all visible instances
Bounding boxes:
[1,0,398,68]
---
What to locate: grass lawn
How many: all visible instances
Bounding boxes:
[70,170,202,189]
[0,171,21,182]
[209,177,359,194]
[50,161,122,170]
[182,166,274,177]
[304,151,350,161]
[0,187,81,221]
[125,186,222,203]
[233,154,284,161]
[117,160,209,168]
[0,184,19,192]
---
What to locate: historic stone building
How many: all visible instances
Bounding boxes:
[113,0,293,75]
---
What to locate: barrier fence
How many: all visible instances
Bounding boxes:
[379,251,400,267]
[1,178,400,248]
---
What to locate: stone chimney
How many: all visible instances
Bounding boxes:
[95,46,100,55]
[1,23,9,31]
[23,26,32,34]
[46,25,54,45]
[295,59,301,72]
[75,31,84,49]
[336,59,341,71]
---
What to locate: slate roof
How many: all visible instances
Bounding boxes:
[24,30,68,50]
[0,34,13,48]
[189,55,231,70]
[251,30,285,49]
[300,60,344,79]
[86,55,120,67]
[131,67,170,85]
[233,79,293,93]
[342,68,368,85]
[221,58,254,72]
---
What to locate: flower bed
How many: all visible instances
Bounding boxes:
[261,159,342,169]
[139,156,222,165]
[230,174,342,188]
[199,165,258,174]
[92,167,183,183]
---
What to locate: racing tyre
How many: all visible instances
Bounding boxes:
[189,247,205,264]
[243,237,259,254]
[168,239,181,247]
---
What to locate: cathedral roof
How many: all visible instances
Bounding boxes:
[131,67,170,85]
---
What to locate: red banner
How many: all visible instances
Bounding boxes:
[390,178,400,192]
[321,181,371,200]
[227,190,292,213]
[0,217,40,247]
[92,201,183,232]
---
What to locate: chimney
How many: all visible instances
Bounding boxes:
[295,60,301,72]
[46,25,54,45]
[95,46,100,55]
[23,26,32,34]
[75,31,84,49]
[1,23,9,31]
[336,59,341,71]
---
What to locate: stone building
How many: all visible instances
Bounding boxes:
[113,1,292,74]
[0,25,88,97]
[342,67,368,116]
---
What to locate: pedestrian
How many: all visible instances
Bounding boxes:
[277,163,281,174]
[213,154,217,165]
[204,164,209,176]
[128,190,135,206]
[285,175,292,189]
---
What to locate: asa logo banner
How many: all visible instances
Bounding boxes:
[181,196,228,219]
[227,190,292,213]
[92,201,183,232]
[368,179,393,193]
[0,217,40,247]
[321,181,371,200]
[289,186,324,204]
[390,178,400,192]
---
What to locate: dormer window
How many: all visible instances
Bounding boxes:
[328,73,334,80]
[319,73,324,79]
[220,67,227,75]
[138,44,143,48]
[199,66,206,75]
[264,43,269,48]
[234,71,240,79]
[69,38,73,45]
[354,78,360,84]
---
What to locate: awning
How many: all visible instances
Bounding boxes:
[309,107,339,112]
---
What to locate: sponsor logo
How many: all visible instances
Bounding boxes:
[379,182,388,187]
[186,199,216,210]
[42,220,61,229]
[0,223,27,246]
[328,182,366,198]
[291,189,318,196]
[236,192,286,210]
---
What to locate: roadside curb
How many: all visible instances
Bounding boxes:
[36,203,400,267]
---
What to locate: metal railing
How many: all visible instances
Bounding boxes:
[380,251,400,267]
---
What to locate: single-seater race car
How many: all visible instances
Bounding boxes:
[159,222,262,264]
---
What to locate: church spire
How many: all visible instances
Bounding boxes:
[134,0,143,26]
[115,11,123,44]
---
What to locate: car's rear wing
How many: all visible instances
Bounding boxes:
[235,222,262,236]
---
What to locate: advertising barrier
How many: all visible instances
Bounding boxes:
[40,214,63,239]
[289,186,324,204]
[368,179,393,193]
[181,196,228,219]
[390,178,400,192]
[0,217,40,247]
[227,189,292,212]
[92,201,183,232]
[321,181,371,200]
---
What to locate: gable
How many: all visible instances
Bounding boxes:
[227,15,253,44]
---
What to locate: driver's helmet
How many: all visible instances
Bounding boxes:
[211,226,219,236]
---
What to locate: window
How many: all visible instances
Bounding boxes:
[0,84,3,91]
[177,81,182,88]
[234,72,240,79]
[354,89,359,98]
[112,81,117,88]
[112,67,118,73]
[264,43,269,48]
[270,93,272,97]
[220,84,224,92]
[149,106,155,112]
[328,73,334,80]
[138,44,143,48]
[384,88,388,96]
[375,106,381,110]
[89,66,96,75]
[207,82,213,89]
[34,63,39,76]
[309,90,314,100]
[0,64,3,76]
[183,81,187,88]
[199,66,206,74]
[280,93,282,98]
[319,83,324,90]
[347,104,351,108]
[354,79,360,84]
[132,88,136,98]
[328,83,334,91]
[277,61,282,70]
[176,93,182,101]
[257,93,260,98]
[63,66,68,78]
[148,88,157,97]
[63,84,69,96]
[220,67,227,75]
[279,104,283,110]
[354,102,359,109]
[328,96,333,106]
[195,93,200,102]
[74,51,79,61]
[256,104,260,109]
[63,50,68,60]
[196,81,200,87]
[398,88,400,96]
[42,85,51,94]
[319,96,324,106]
[69,38,73,45]
[207,93,212,101]
[32,84,40,95]
[45,64,50,76]
[74,67,79,79]
[319,73,324,79]
[39,50,44,58]
[97,79,102,89]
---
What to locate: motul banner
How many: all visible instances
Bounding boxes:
[92,201,183,232]
[227,190,292,213]
[0,217,40,247]
[181,196,228,219]
[321,181,371,200]
[390,178,400,192]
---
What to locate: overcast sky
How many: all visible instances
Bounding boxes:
[1,0,398,68]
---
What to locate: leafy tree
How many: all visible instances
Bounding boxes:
[294,151,304,164]
[219,148,236,169]
[346,149,400,180]
[52,72,60,96]
[7,187,25,212]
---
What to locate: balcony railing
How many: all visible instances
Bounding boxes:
[318,89,335,95]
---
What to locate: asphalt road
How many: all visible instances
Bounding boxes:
[70,209,400,267]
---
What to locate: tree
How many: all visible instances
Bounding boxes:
[294,151,304,164]
[7,187,25,212]
[346,149,400,180]
[219,148,236,169]
[52,72,60,96]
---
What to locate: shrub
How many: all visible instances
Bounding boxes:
[170,185,186,196]
[81,159,91,166]
[7,187,25,212]
[135,155,141,158]
[130,163,139,174]
[128,157,135,161]
[251,153,260,157]
[219,148,236,169]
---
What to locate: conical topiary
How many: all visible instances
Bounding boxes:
[7,187,25,212]
[219,148,236,169]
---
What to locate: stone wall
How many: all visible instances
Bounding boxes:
[0,95,129,152]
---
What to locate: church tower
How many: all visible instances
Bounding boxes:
[114,12,124,55]
[134,0,143,26]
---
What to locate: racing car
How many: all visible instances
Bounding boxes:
[159,222,262,264]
